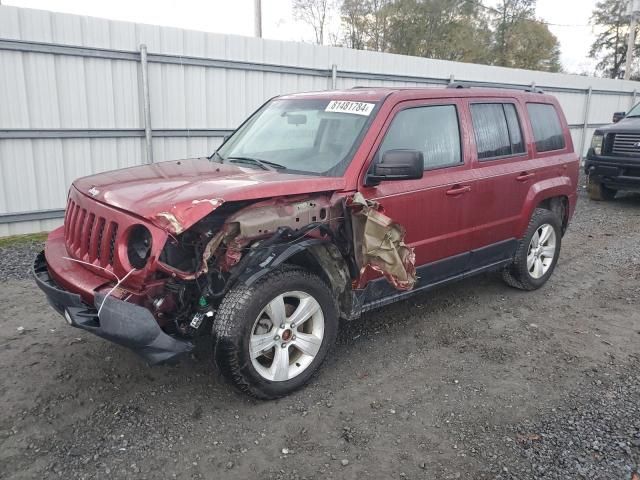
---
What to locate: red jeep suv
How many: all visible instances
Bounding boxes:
[34,86,579,399]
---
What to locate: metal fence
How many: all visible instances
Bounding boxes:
[1,5,639,236]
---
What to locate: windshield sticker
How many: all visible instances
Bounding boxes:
[325,100,375,116]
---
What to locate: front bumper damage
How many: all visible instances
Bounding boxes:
[33,252,193,364]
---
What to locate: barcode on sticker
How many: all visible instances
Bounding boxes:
[325,101,375,116]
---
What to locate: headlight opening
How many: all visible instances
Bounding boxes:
[127,225,153,269]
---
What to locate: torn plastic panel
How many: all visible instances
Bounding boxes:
[348,193,416,291]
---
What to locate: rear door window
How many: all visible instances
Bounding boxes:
[379,104,462,170]
[470,103,526,160]
[526,103,566,152]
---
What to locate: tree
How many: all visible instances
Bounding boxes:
[383,0,493,63]
[368,0,392,51]
[340,0,392,51]
[307,0,564,72]
[491,0,561,72]
[493,0,535,66]
[589,0,634,79]
[504,19,562,71]
[293,0,332,45]
[341,0,371,49]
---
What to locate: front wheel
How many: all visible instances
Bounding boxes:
[212,266,338,399]
[502,208,562,291]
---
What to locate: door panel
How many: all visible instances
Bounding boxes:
[467,100,573,251]
[358,98,475,283]
[467,100,534,249]
[363,168,474,267]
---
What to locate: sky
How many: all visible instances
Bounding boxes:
[2,0,600,74]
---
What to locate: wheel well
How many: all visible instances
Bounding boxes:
[285,243,354,320]
[537,196,569,234]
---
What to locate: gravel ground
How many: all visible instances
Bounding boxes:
[1,182,639,480]
[0,239,45,282]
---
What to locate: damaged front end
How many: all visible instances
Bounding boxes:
[35,188,418,364]
[149,194,347,338]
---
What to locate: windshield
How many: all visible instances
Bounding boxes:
[214,98,378,176]
[627,102,640,117]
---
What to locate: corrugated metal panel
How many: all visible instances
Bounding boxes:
[1,4,639,235]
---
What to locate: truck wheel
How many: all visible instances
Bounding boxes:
[212,266,338,399]
[587,176,616,201]
[502,208,562,291]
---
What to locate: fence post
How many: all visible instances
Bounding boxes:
[331,64,337,90]
[140,44,153,164]
[579,86,593,160]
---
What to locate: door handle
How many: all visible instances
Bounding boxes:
[445,185,472,196]
[516,172,535,182]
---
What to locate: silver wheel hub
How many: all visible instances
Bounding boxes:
[250,291,324,382]
[526,223,557,279]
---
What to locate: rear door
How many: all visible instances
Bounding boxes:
[466,99,532,263]
[359,98,475,285]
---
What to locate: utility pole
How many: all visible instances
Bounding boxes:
[254,0,262,38]
[625,0,640,80]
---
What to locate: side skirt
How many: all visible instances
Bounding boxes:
[352,238,517,316]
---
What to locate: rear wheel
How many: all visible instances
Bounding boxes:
[213,267,338,399]
[502,208,562,291]
[587,176,616,201]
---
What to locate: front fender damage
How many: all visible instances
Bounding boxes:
[151,191,417,334]
[152,198,225,235]
[348,193,416,290]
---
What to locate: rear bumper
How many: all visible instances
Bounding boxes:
[33,251,193,364]
[585,156,640,191]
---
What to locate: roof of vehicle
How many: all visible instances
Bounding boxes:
[280,86,557,104]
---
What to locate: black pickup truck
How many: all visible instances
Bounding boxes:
[585,105,640,200]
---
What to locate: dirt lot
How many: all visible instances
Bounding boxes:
[1,183,639,480]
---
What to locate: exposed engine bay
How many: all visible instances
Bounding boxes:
[144,193,417,340]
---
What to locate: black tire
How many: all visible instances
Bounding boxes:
[502,208,562,291]
[587,176,616,201]
[212,266,338,399]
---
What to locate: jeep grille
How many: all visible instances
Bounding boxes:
[64,197,119,269]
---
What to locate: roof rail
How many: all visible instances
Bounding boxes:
[447,82,544,93]
[446,82,469,89]
[524,86,545,94]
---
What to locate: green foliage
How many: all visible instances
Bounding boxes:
[491,0,561,72]
[384,0,493,63]
[589,0,634,79]
[495,18,562,72]
[0,232,47,248]
[337,0,562,72]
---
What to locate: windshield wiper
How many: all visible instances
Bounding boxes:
[226,156,287,171]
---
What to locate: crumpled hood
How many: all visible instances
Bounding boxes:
[73,157,346,234]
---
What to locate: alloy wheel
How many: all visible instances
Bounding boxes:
[249,291,325,382]
[526,223,557,279]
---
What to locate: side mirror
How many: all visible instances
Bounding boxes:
[613,111,626,123]
[366,149,424,185]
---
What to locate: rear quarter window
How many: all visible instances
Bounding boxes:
[526,103,566,152]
